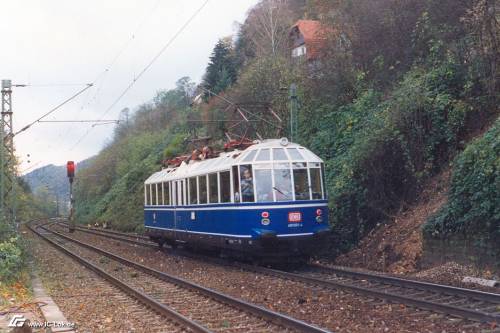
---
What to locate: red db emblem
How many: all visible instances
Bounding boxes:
[288,212,302,223]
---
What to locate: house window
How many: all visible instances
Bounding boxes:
[292,45,307,57]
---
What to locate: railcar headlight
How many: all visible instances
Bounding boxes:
[316,216,323,223]
[261,218,270,226]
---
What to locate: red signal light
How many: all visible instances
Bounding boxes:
[67,161,75,178]
[261,211,269,218]
[316,209,323,216]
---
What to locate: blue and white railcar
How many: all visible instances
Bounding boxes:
[144,139,330,260]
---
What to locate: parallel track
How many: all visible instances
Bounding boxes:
[35,222,330,333]
[55,222,500,323]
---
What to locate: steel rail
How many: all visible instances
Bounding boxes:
[40,224,332,333]
[29,223,212,333]
[52,221,500,322]
[253,266,500,323]
[55,222,154,247]
[309,264,500,304]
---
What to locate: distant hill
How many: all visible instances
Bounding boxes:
[23,158,94,214]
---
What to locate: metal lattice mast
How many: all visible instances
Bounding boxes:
[1,79,16,225]
[289,83,299,143]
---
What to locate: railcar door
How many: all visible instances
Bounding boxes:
[171,180,177,240]
[174,179,187,241]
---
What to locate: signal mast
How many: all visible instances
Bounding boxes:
[67,161,75,232]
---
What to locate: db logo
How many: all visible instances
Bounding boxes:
[8,315,27,327]
[288,212,302,223]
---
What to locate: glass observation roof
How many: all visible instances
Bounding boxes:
[145,139,323,184]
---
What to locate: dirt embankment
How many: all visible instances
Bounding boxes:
[335,169,451,274]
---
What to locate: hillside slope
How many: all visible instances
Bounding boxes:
[23,158,93,214]
[336,116,499,273]
[335,169,451,274]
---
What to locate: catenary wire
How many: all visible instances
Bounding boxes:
[69,0,210,151]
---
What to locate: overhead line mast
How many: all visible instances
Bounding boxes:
[1,80,15,225]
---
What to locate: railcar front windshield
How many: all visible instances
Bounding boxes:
[237,146,326,202]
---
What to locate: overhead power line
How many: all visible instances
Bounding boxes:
[57,0,163,149]
[38,120,119,123]
[69,0,210,150]
[14,84,93,136]
[15,83,92,87]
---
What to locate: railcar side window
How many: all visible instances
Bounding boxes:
[321,164,327,199]
[209,173,218,203]
[242,150,257,162]
[255,148,270,161]
[164,182,170,206]
[199,175,208,204]
[145,185,151,205]
[287,148,304,160]
[171,182,176,206]
[188,177,197,205]
[293,166,310,200]
[273,166,293,201]
[255,169,273,202]
[310,168,323,199]
[178,181,184,206]
[151,184,157,206]
[160,183,164,205]
[220,171,231,203]
[232,166,240,202]
[240,165,255,202]
[273,148,288,161]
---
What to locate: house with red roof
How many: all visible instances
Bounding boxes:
[289,20,329,61]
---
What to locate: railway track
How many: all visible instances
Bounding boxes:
[53,222,500,323]
[57,221,155,247]
[33,222,330,333]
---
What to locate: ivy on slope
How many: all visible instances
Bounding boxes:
[424,118,500,240]
[303,59,481,253]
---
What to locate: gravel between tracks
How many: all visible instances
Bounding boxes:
[26,228,190,333]
[50,225,494,333]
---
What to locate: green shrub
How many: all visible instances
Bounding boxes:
[424,118,500,239]
[0,237,23,282]
[302,62,477,253]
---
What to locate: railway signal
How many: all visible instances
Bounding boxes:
[67,161,75,232]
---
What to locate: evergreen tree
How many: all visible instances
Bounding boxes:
[202,39,237,96]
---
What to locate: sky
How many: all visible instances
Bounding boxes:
[0,0,259,174]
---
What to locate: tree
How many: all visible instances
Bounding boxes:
[202,39,237,96]
[241,0,295,58]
